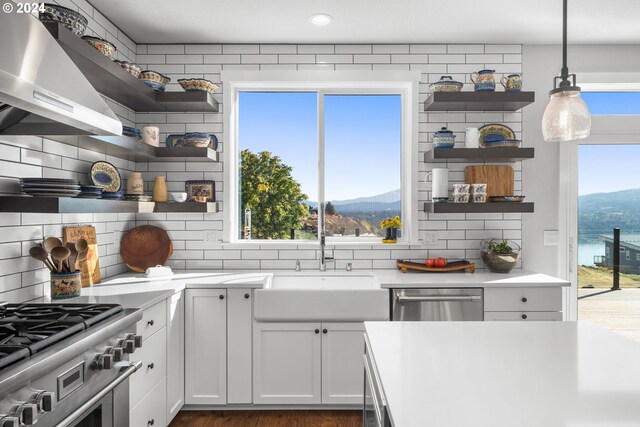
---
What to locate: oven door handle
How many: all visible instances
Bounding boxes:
[395,293,482,303]
[56,360,143,427]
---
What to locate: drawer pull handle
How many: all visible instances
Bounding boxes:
[147,319,154,326]
[148,420,154,426]
[315,329,320,334]
[244,293,250,299]
[323,329,328,334]
[522,314,528,320]
[219,295,225,300]
[148,362,154,370]
[521,297,528,303]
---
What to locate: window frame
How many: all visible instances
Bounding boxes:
[222,71,419,245]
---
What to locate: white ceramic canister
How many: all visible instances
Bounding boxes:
[465,127,479,149]
[142,126,160,147]
[425,168,449,200]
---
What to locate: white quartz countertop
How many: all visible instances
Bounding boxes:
[364,321,640,427]
[28,269,567,310]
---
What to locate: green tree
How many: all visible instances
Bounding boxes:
[241,149,310,239]
[325,201,336,215]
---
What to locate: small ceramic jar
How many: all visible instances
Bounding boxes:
[51,271,82,299]
[429,76,463,92]
[127,172,144,195]
[433,127,456,148]
[470,183,487,194]
[453,184,470,194]
[453,193,470,203]
[471,193,487,203]
[152,176,168,202]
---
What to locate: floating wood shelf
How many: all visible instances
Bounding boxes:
[0,197,218,213]
[24,134,218,162]
[424,91,535,111]
[424,202,534,213]
[44,23,218,113]
[424,148,535,163]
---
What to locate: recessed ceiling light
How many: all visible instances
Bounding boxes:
[309,13,333,26]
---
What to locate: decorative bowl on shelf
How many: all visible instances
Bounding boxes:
[483,139,521,148]
[81,36,117,59]
[429,76,463,92]
[122,126,142,139]
[124,194,152,202]
[114,60,142,78]
[139,70,171,91]
[39,4,88,37]
[166,133,218,150]
[170,192,188,203]
[177,78,219,94]
[489,195,526,203]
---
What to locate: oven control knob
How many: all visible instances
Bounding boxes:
[31,391,56,412]
[0,416,19,427]
[15,403,38,425]
[126,333,143,348]
[97,353,114,370]
[122,340,135,354]
[108,346,124,362]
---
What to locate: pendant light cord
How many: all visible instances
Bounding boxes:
[560,0,569,83]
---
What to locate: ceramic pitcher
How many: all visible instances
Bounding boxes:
[465,128,479,149]
[500,74,522,92]
[424,168,449,201]
[470,69,496,92]
[142,126,159,147]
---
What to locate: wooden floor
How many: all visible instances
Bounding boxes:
[579,288,640,342]
[169,410,362,427]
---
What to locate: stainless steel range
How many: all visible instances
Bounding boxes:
[0,303,143,427]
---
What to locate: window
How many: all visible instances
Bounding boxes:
[636,253,640,261]
[626,251,631,261]
[582,92,640,114]
[225,74,417,244]
[237,92,401,241]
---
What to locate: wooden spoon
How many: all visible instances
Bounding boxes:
[29,246,55,272]
[75,238,88,254]
[76,248,88,265]
[42,237,63,267]
[50,246,71,273]
[65,242,78,272]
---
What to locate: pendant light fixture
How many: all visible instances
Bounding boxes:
[541,0,591,142]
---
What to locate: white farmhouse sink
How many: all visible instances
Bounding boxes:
[254,273,390,321]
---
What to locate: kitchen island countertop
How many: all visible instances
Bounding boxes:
[364,321,640,427]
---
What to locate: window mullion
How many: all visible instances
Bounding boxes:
[318,90,325,235]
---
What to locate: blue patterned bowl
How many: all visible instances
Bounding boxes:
[39,4,88,37]
[139,70,171,92]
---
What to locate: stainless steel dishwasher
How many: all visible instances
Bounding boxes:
[391,288,483,321]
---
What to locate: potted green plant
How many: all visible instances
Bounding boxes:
[480,239,520,273]
[380,216,402,243]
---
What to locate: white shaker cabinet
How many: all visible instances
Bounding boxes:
[321,322,365,405]
[253,322,365,406]
[227,289,253,404]
[253,322,322,404]
[185,289,227,405]
[166,291,184,423]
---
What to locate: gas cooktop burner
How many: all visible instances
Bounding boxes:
[0,303,123,369]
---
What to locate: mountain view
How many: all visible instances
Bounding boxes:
[579,189,640,236]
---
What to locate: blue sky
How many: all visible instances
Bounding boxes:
[238,92,401,201]
[579,92,640,195]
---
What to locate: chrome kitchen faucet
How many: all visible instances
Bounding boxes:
[319,202,334,271]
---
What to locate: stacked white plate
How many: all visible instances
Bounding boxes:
[19,178,81,198]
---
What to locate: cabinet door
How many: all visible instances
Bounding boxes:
[166,291,184,422]
[185,289,227,405]
[322,322,365,405]
[253,322,321,404]
[227,289,253,404]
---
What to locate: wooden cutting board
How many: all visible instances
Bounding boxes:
[465,166,514,202]
[63,226,100,287]
[120,225,173,273]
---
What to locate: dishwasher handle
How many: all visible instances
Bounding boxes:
[395,293,482,303]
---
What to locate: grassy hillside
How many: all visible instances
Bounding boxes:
[578,265,640,288]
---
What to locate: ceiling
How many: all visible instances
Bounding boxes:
[89,0,640,45]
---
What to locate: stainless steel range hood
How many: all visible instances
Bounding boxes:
[0,10,121,136]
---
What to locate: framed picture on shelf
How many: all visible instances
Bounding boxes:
[185,180,215,202]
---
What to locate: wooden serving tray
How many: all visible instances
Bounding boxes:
[396,259,475,273]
